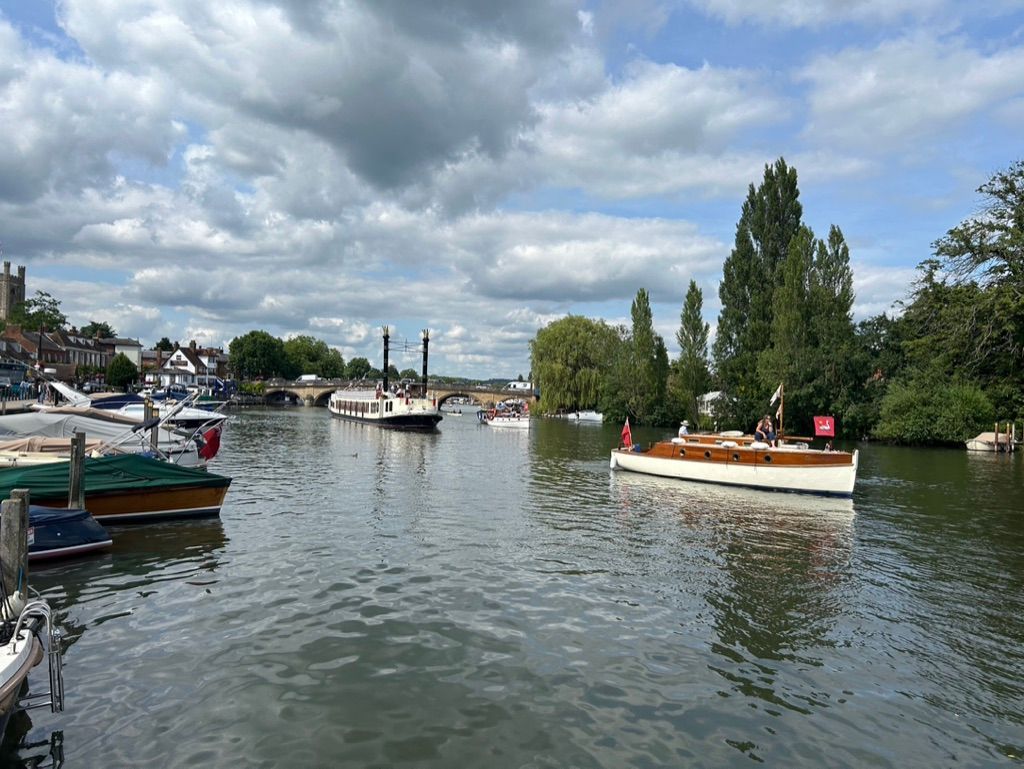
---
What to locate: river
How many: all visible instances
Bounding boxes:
[4,408,1023,767]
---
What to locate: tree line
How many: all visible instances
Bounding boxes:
[530,158,1023,445]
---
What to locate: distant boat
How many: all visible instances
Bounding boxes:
[327,327,442,431]
[480,402,530,429]
[572,410,603,423]
[965,431,1016,452]
[29,506,112,562]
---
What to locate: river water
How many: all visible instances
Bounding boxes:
[5,408,1023,767]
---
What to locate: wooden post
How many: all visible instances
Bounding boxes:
[144,399,158,451]
[994,422,1000,452]
[68,431,86,509]
[1,488,30,600]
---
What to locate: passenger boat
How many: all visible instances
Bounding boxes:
[328,328,442,431]
[0,454,232,523]
[610,433,858,496]
[28,506,113,561]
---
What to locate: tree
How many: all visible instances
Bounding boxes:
[714,158,803,428]
[229,330,290,380]
[624,288,666,424]
[81,321,117,339]
[155,337,174,351]
[345,357,372,380]
[399,368,419,380]
[530,315,620,413]
[8,290,66,331]
[670,279,710,425]
[283,335,345,379]
[106,353,138,390]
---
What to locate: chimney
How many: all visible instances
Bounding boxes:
[382,326,390,392]
[190,339,197,351]
[3,262,8,278]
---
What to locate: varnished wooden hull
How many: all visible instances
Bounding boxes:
[30,484,230,524]
[611,440,858,496]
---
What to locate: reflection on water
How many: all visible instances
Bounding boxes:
[11,412,1024,767]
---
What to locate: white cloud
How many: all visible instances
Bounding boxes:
[799,35,1024,151]
[688,0,947,28]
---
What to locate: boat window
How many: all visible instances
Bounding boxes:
[733,453,740,462]
[704,450,711,459]
[764,455,772,463]
[679,448,686,457]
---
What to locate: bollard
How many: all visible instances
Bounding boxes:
[0,488,30,600]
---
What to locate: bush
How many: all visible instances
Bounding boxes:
[874,378,994,445]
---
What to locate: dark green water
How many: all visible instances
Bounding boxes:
[6,409,1023,767]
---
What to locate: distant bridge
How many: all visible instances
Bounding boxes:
[261,379,538,409]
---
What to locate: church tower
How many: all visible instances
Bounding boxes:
[0,262,26,320]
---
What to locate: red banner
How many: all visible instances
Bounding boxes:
[621,417,632,448]
[813,416,835,437]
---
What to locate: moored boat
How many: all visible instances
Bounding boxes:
[328,327,442,431]
[480,402,530,429]
[28,506,113,561]
[0,454,232,524]
[0,600,64,739]
[610,435,858,496]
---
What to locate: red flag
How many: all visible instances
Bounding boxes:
[621,417,632,448]
[198,426,221,460]
[813,416,835,437]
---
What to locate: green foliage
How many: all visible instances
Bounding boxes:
[106,353,138,390]
[530,315,620,413]
[607,289,668,425]
[81,321,117,339]
[155,337,174,352]
[874,378,995,445]
[283,335,345,379]
[229,330,290,380]
[400,368,419,380]
[345,357,372,380]
[714,158,803,427]
[668,279,710,425]
[9,291,67,331]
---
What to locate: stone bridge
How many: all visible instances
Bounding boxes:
[262,379,538,409]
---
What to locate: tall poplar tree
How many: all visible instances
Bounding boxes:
[714,158,803,428]
[670,280,710,425]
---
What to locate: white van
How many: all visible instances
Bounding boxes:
[297,374,320,382]
[504,381,532,391]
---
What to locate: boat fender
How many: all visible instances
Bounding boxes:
[0,590,27,620]
[750,441,770,450]
[720,440,737,448]
[671,437,685,444]
[609,452,618,469]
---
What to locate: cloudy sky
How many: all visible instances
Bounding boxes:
[1,1,1021,378]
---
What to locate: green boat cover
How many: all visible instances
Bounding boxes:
[0,454,231,503]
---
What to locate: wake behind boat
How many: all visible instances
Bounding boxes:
[328,327,442,431]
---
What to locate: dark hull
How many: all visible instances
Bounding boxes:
[29,506,113,561]
[330,412,442,431]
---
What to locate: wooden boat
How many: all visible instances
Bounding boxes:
[479,401,530,429]
[328,327,442,431]
[0,454,232,524]
[28,506,113,561]
[610,434,858,496]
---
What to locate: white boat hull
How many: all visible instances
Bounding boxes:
[610,447,858,496]
[485,416,530,429]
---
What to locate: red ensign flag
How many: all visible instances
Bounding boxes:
[621,417,632,448]
[813,416,835,437]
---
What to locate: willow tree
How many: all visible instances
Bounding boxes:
[714,158,803,428]
[530,315,619,413]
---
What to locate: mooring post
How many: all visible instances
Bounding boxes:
[144,399,158,451]
[0,488,30,599]
[67,432,85,509]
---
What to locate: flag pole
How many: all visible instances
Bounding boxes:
[779,384,784,440]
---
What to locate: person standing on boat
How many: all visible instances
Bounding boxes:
[678,421,689,437]
[766,417,777,447]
